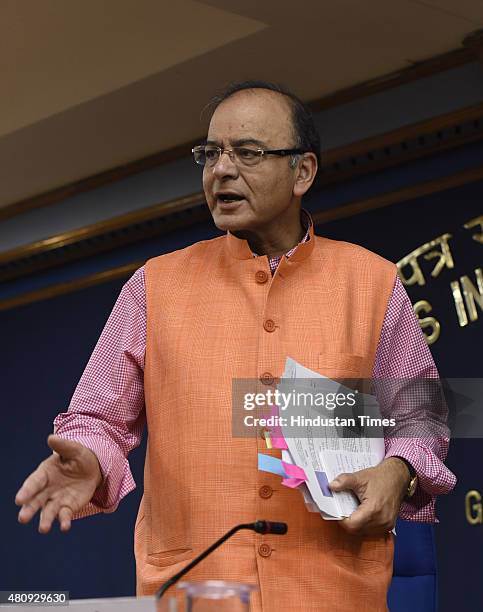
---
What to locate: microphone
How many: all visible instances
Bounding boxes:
[156,520,288,600]
[253,520,288,535]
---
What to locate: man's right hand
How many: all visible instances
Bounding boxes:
[15,435,102,534]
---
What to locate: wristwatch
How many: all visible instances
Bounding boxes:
[406,473,418,498]
[396,457,418,498]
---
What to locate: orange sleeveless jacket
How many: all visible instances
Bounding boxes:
[136,226,397,611]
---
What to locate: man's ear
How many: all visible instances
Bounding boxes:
[293,153,318,198]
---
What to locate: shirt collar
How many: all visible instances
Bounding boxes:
[225,209,314,262]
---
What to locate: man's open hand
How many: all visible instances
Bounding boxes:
[15,435,102,534]
[329,458,411,536]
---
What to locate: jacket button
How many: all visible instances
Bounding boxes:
[259,485,273,499]
[255,270,269,284]
[260,372,274,385]
[258,543,272,558]
[263,319,276,332]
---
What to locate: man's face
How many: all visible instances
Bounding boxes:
[202,89,300,234]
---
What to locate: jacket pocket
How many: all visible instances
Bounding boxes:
[143,489,193,567]
[147,548,193,568]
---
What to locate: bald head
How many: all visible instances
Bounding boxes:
[207,80,321,168]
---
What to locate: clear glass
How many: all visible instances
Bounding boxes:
[192,145,304,167]
[192,145,263,167]
[177,580,256,611]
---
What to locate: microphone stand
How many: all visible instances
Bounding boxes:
[156,520,287,601]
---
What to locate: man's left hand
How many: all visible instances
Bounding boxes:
[329,458,411,536]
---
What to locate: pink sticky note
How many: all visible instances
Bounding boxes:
[282,477,306,489]
[271,435,288,450]
[264,404,288,449]
[282,461,307,481]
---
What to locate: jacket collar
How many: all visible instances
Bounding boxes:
[225,209,315,262]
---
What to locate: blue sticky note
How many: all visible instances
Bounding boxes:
[258,453,287,477]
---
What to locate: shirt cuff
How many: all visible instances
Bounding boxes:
[385,438,456,523]
[52,430,136,518]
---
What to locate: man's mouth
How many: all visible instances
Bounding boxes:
[215,192,245,204]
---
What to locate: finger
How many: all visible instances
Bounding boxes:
[340,503,375,533]
[47,435,81,460]
[329,472,358,492]
[18,489,50,524]
[15,468,48,506]
[58,506,73,532]
[39,499,61,534]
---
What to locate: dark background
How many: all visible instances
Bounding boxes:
[1,141,481,608]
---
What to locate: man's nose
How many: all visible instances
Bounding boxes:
[212,150,239,179]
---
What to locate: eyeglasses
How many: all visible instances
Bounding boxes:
[192,145,306,167]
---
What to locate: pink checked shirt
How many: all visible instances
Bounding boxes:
[54,220,456,522]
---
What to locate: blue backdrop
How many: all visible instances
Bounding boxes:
[1,142,482,608]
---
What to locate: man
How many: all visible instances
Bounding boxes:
[16,81,455,611]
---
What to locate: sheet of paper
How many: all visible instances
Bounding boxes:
[321,448,380,517]
[281,416,342,517]
[282,451,342,520]
[277,357,386,519]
